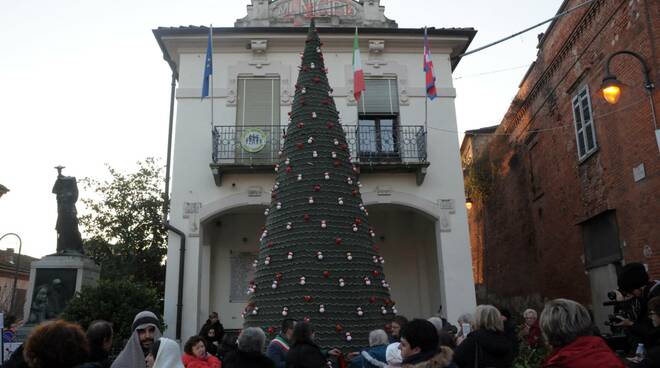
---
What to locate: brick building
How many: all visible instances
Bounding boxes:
[0,248,36,320]
[462,0,659,329]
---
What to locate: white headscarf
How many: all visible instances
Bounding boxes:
[386,342,402,367]
[153,338,184,368]
[111,311,162,368]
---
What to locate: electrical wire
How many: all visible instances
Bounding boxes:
[456,0,598,58]
[453,64,532,80]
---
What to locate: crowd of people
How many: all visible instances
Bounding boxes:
[5,262,660,368]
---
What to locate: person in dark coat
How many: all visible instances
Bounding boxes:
[540,299,624,368]
[217,333,237,362]
[86,320,113,368]
[454,305,514,368]
[285,322,327,368]
[199,312,224,345]
[3,344,29,368]
[222,327,275,368]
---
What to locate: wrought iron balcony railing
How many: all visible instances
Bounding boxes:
[211,124,429,185]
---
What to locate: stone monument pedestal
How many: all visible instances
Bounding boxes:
[17,254,100,340]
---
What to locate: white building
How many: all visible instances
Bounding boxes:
[154,0,477,340]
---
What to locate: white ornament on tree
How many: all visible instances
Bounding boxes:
[313,150,318,158]
[297,174,303,181]
[276,202,282,210]
[338,197,344,205]
[308,197,315,204]
[299,276,306,285]
[287,252,294,260]
[339,278,345,287]
[317,251,323,260]
[346,252,353,261]
[282,307,289,317]
[357,307,363,316]
[319,304,325,313]
[286,222,292,230]
[321,220,327,229]
[324,172,330,180]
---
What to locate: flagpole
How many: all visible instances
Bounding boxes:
[210,24,214,129]
[424,27,428,133]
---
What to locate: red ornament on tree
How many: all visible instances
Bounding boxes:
[335,238,342,245]
[369,296,377,304]
[297,122,305,129]
[304,295,313,302]
[296,143,305,150]
[303,214,310,222]
[334,160,341,167]
[314,184,321,192]
[267,242,274,248]
[335,323,344,332]
[327,122,334,129]
[373,270,380,277]
[323,271,330,278]
[286,166,292,173]
[267,326,275,334]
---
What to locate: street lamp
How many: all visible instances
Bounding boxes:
[0,233,22,316]
[465,197,473,210]
[601,50,657,133]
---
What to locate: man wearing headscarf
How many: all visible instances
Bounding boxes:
[111,311,162,368]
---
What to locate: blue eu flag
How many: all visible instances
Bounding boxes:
[202,27,213,99]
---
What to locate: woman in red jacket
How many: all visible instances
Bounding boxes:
[540,299,624,368]
[182,335,221,368]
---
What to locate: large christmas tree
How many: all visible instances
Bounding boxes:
[244,21,395,351]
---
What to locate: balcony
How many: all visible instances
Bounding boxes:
[210,124,429,186]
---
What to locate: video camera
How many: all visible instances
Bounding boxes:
[602,289,640,353]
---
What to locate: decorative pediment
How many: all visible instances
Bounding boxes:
[235,0,397,28]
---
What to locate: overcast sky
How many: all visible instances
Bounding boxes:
[0,0,563,258]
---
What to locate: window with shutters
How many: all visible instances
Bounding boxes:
[357,77,400,159]
[237,76,280,127]
[235,76,281,162]
[572,86,598,161]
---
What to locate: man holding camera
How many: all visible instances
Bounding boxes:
[615,263,660,348]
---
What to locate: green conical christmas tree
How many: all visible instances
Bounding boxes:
[244,21,395,351]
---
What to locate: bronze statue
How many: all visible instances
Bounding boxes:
[52,166,84,254]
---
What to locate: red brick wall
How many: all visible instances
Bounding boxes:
[471,0,660,308]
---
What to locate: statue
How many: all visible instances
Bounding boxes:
[52,166,84,254]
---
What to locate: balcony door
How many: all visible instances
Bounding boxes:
[358,78,400,161]
[236,76,280,163]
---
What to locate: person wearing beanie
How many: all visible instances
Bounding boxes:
[615,263,660,349]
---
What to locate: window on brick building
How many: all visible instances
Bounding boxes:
[581,210,622,269]
[572,86,598,160]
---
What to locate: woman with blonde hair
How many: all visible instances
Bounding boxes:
[540,299,623,367]
[453,305,514,368]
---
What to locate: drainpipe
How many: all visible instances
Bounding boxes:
[163,71,186,341]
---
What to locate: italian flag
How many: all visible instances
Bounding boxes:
[353,27,365,101]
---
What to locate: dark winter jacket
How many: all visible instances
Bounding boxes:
[453,329,514,368]
[2,344,28,368]
[266,334,291,368]
[285,341,327,368]
[200,320,225,344]
[222,349,275,368]
[87,346,112,368]
[542,336,624,368]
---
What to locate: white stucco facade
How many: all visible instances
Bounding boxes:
[155,0,477,340]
